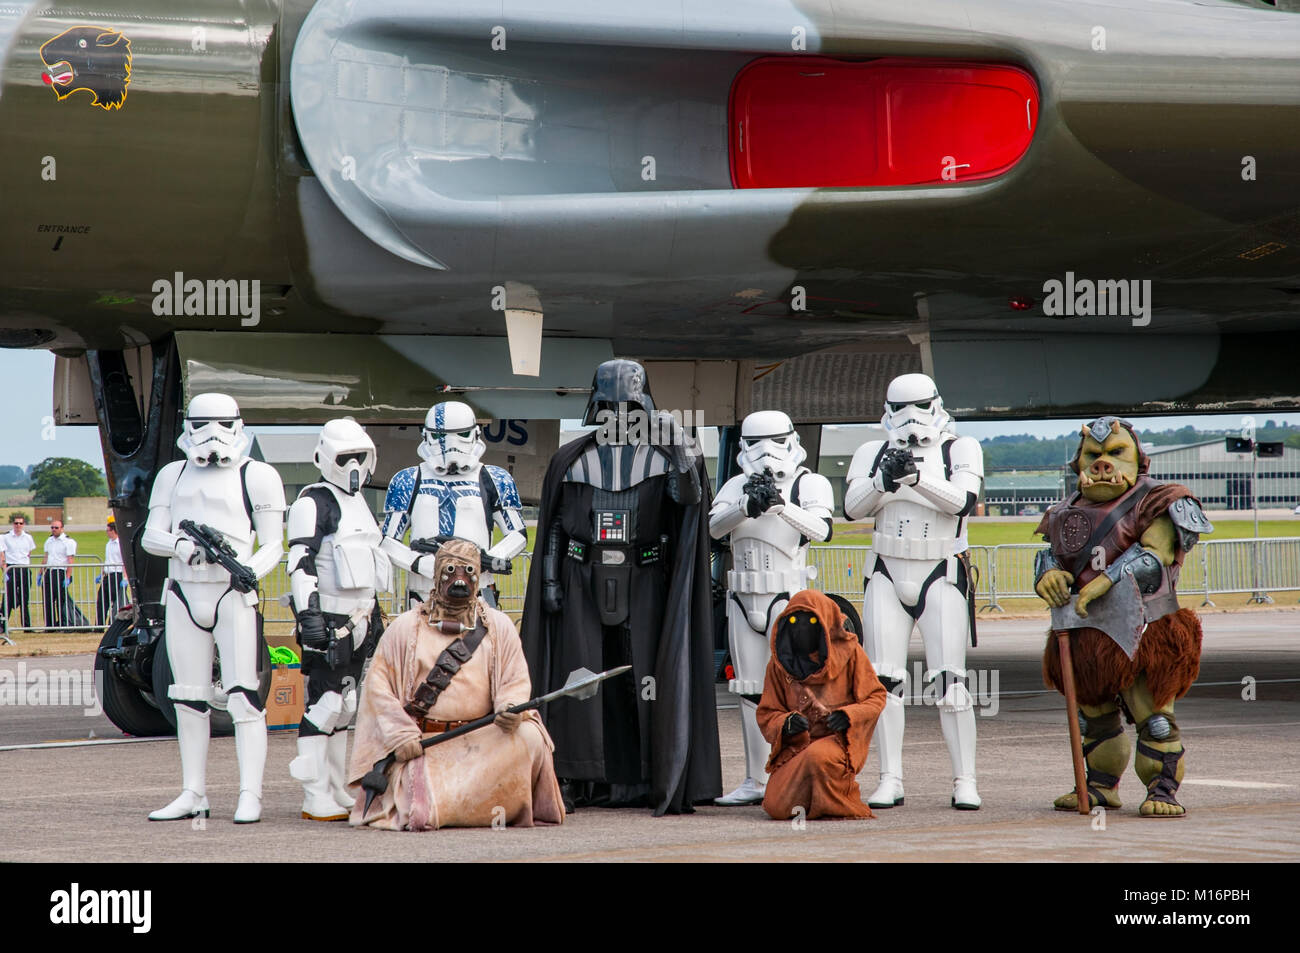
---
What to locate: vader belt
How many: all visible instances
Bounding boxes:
[403,620,488,721]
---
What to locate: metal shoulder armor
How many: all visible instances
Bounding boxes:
[1167,496,1213,552]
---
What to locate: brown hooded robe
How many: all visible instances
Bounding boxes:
[757,590,888,820]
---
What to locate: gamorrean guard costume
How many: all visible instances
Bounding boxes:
[1036,416,1213,817]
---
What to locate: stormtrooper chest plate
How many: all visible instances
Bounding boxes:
[409,469,490,549]
[170,465,252,554]
[872,443,963,560]
[727,478,812,594]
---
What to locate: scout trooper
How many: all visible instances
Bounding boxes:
[286,418,391,821]
[709,411,834,806]
[843,373,984,810]
[142,393,286,823]
[381,401,526,607]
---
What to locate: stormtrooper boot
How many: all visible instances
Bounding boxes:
[290,734,348,821]
[231,700,267,824]
[150,705,211,821]
[716,699,769,806]
[940,688,980,810]
[867,692,905,808]
[326,730,355,812]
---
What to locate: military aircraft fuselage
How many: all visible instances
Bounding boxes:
[1,0,1298,419]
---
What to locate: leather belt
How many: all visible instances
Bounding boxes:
[419,717,479,734]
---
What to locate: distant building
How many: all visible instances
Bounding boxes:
[982,473,1064,516]
[1145,440,1300,510]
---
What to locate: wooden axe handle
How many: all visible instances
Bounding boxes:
[1056,631,1090,816]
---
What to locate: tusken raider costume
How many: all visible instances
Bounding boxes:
[520,359,721,815]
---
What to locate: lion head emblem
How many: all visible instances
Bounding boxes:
[40,26,132,110]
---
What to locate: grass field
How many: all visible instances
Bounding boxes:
[823,517,1300,548]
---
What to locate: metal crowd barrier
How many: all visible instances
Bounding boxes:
[6,539,1298,638]
[1,562,130,638]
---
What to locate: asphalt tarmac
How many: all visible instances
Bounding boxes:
[1,610,1296,862]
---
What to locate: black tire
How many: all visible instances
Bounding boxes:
[95,624,174,737]
[152,616,272,737]
[827,593,865,645]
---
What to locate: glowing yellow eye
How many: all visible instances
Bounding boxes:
[809,617,817,624]
[788,616,797,624]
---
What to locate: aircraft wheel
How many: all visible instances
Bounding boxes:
[94,623,174,737]
[826,593,865,645]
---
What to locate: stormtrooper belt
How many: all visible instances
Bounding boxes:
[567,540,662,566]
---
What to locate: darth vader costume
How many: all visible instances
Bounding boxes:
[520,360,721,815]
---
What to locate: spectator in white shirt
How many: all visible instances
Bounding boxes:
[97,517,127,626]
[2,515,36,631]
[41,520,77,629]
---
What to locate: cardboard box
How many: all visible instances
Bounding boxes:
[267,663,304,731]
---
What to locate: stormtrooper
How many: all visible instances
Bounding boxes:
[843,373,984,810]
[286,418,390,821]
[380,402,526,608]
[142,393,286,823]
[708,411,834,806]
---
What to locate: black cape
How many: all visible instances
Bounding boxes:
[520,435,721,815]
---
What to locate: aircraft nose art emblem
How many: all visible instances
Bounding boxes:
[39,26,132,110]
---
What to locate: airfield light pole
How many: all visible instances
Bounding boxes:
[1229,420,1277,605]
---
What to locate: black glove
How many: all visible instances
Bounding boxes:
[542,581,564,615]
[878,448,919,492]
[481,552,514,575]
[296,593,328,649]
[743,475,783,517]
[826,710,850,733]
[783,712,810,737]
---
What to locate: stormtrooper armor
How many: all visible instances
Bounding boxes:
[709,411,833,806]
[141,393,286,824]
[843,373,984,810]
[286,418,391,821]
[380,402,526,608]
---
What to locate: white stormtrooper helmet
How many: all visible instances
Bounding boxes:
[417,401,485,476]
[176,392,251,467]
[737,410,805,480]
[882,373,952,447]
[314,418,376,495]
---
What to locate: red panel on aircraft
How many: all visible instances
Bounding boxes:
[730,57,1039,188]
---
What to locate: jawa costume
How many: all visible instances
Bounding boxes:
[757,590,888,821]
[520,359,722,815]
[348,539,564,830]
[1035,417,1213,817]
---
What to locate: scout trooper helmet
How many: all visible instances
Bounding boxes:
[881,373,952,447]
[737,410,805,480]
[418,401,485,475]
[176,392,251,467]
[314,418,376,495]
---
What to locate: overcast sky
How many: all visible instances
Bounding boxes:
[2,350,1297,473]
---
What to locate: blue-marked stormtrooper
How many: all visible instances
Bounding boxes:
[843,374,984,810]
[286,419,390,821]
[381,401,526,608]
[709,411,834,806]
[142,393,286,824]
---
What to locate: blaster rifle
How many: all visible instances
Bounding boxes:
[178,519,259,593]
